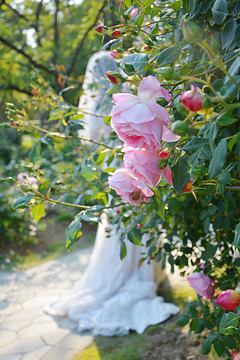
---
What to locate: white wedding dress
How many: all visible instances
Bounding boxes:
[44,51,179,336]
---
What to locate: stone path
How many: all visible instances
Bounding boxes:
[0,248,94,360]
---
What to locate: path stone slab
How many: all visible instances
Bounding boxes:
[41,347,78,360]
[0,338,44,356]
[41,327,69,346]
[0,329,18,347]
[19,322,58,338]
[21,345,51,360]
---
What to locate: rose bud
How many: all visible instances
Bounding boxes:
[110,50,121,59]
[117,0,124,6]
[183,180,192,192]
[215,289,240,311]
[95,25,103,33]
[150,256,156,260]
[159,150,169,159]
[181,85,205,112]
[105,71,121,84]
[116,207,122,214]
[111,30,122,38]
[187,271,215,299]
[138,223,143,228]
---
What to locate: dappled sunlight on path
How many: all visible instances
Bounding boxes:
[0,248,93,360]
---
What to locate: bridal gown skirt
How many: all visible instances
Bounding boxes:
[44,214,179,336]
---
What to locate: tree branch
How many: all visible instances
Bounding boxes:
[0,84,32,96]
[67,0,107,77]
[53,0,60,64]
[35,0,44,46]
[2,0,38,32]
[0,35,58,78]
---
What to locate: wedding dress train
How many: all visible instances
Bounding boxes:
[44,51,179,335]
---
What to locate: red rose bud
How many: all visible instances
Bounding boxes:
[138,223,143,229]
[95,25,103,33]
[150,256,156,260]
[111,30,122,38]
[117,0,124,7]
[215,289,240,311]
[182,180,192,192]
[105,71,121,84]
[110,50,121,59]
[116,207,122,214]
[159,150,169,159]
[181,85,204,112]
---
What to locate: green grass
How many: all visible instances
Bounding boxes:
[0,233,95,272]
[74,324,163,360]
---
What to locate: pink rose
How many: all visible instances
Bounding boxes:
[181,85,204,112]
[123,147,172,187]
[111,76,180,151]
[17,173,37,186]
[233,354,240,360]
[215,289,240,311]
[110,50,121,59]
[108,168,154,206]
[130,8,138,17]
[187,271,215,299]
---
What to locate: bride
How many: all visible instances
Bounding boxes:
[44,51,179,336]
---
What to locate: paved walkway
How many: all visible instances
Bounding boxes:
[0,248,94,360]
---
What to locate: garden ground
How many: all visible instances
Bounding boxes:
[0,214,215,360]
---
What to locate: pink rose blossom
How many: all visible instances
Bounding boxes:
[187,271,215,299]
[130,8,138,17]
[111,76,180,151]
[233,354,240,360]
[108,168,154,206]
[215,289,240,311]
[123,147,172,187]
[17,173,37,186]
[181,85,204,112]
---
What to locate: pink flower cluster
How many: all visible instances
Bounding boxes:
[108,76,180,206]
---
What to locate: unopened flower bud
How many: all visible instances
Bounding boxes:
[215,289,240,311]
[138,223,143,228]
[132,191,141,200]
[111,30,122,38]
[181,85,204,112]
[117,0,124,6]
[105,71,121,84]
[110,50,121,59]
[158,159,168,169]
[95,25,103,33]
[171,120,189,136]
[157,97,168,107]
[182,180,192,192]
[158,67,180,81]
[159,150,169,159]
[130,8,138,17]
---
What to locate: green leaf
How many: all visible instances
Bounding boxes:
[86,205,105,212]
[217,116,238,126]
[120,53,149,72]
[170,1,181,11]
[154,190,165,220]
[221,19,237,49]
[136,13,144,27]
[12,193,33,209]
[128,228,142,245]
[217,170,231,185]
[214,339,225,357]
[208,139,228,179]
[212,0,228,25]
[124,0,131,7]
[65,217,82,250]
[219,312,239,335]
[234,223,240,249]
[80,163,97,181]
[183,137,209,152]
[81,212,101,223]
[32,203,45,223]
[176,314,189,326]
[228,57,240,77]
[190,319,199,331]
[142,0,155,6]
[0,177,16,183]
[120,240,127,259]
[208,122,218,152]
[172,157,190,193]
[189,0,197,14]
[156,46,181,66]
[201,340,211,355]
[104,116,111,126]
[29,142,41,163]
